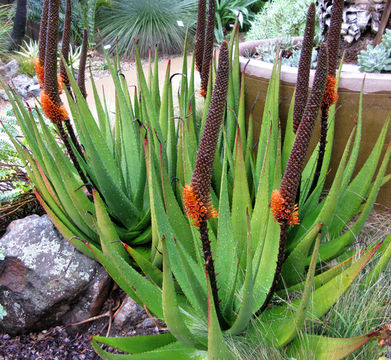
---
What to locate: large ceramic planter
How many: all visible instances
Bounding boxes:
[239,39,391,208]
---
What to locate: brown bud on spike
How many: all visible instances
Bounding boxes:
[59,0,72,90]
[184,41,229,226]
[293,2,315,133]
[200,0,215,98]
[272,43,328,225]
[77,28,88,99]
[326,0,343,77]
[195,0,206,73]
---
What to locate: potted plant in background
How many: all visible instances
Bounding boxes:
[239,0,391,208]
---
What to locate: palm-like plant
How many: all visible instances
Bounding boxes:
[96,0,197,57]
[89,3,391,358]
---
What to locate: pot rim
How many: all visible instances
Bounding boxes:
[239,38,391,93]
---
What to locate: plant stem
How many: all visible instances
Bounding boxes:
[257,224,288,314]
[199,219,228,329]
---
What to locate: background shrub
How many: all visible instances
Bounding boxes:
[0,5,13,60]
[246,0,315,40]
[96,0,197,57]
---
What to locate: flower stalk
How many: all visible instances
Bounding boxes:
[200,0,215,97]
[308,0,342,195]
[195,0,206,73]
[293,2,315,134]
[262,43,329,313]
[183,41,229,327]
[39,0,91,197]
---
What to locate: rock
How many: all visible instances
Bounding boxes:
[0,215,104,335]
[112,296,146,330]
[63,267,113,335]
[0,59,20,79]
[10,74,39,99]
[0,89,9,101]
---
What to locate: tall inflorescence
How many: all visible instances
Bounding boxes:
[41,0,69,124]
[59,0,72,92]
[323,0,342,109]
[200,0,215,97]
[271,44,328,227]
[34,0,49,89]
[184,41,229,228]
[293,2,315,134]
[308,0,342,196]
[77,28,88,99]
[195,0,206,73]
[183,41,229,328]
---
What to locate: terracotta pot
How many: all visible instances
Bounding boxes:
[239,39,391,208]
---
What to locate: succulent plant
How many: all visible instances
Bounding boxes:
[358,29,391,73]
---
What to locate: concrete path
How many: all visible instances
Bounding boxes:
[82,55,197,115]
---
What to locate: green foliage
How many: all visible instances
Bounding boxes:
[252,37,318,68]
[214,0,259,43]
[96,0,197,57]
[246,0,316,40]
[0,5,13,59]
[358,29,391,73]
[0,112,31,204]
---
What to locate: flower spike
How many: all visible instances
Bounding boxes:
[293,2,315,134]
[326,0,343,78]
[272,43,328,225]
[77,28,89,99]
[200,0,215,97]
[195,0,206,73]
[34,0,49,89]
[184,41,229,226]
[42,0,69,124]
[59,0,72,92]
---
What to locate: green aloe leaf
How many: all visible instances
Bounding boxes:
[287,331,382,360]
[92,333,176,354]
[162,238,207,350]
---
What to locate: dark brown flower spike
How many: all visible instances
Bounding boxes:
[272,43,328,226]
[195,0,206,73]
[200,0,215,98]
[77,28,88,99]
[183,41,229,328]
[326,0,343,78]
[293,2,315,134]
[34,0,49,89]
[184,41,229,227]
[308,0,342,196]
[42,0,68,124]
[59,0,72,92]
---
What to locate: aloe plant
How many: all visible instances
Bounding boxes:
[89,5,391,358]
[0,1,203,256]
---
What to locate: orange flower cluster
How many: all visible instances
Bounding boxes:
[34,58,45,89]
[270,190,299,226]
[322,75,338,108]
[183,184,217,227]
[40,91,69,124]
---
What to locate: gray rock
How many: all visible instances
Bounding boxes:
[63,267,113,335]
[0,59,20,79]
[10,74,37,98]
[112,296,146,330]
[0,215,103,335]
[0,89,9,101]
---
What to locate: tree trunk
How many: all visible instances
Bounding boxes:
[8,0,27,51]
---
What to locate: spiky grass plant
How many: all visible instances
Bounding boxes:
[96,0,197,57]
